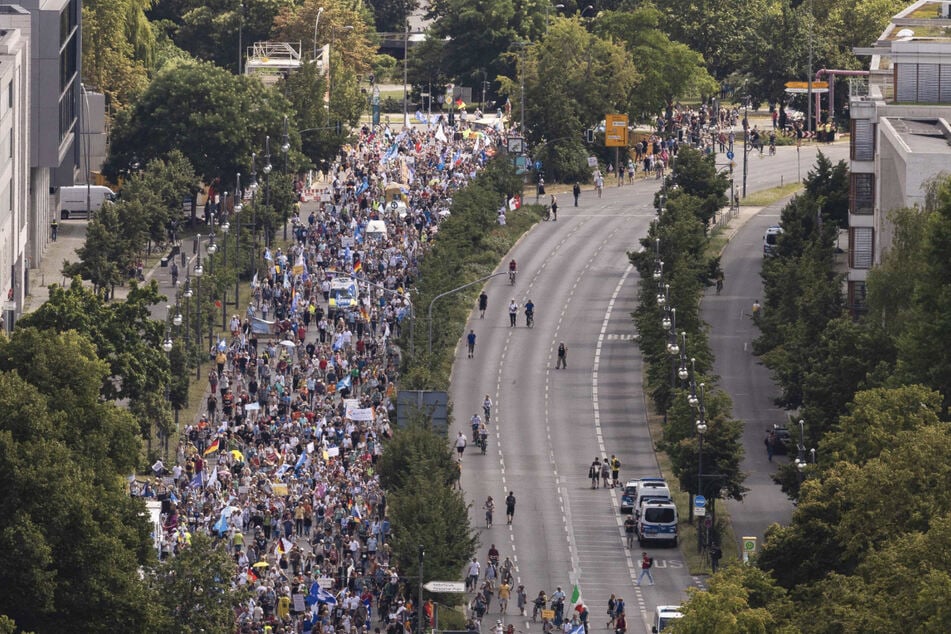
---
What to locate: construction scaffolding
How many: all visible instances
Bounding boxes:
[245,41,317,85]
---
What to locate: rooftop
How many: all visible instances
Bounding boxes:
[883,117,951,152]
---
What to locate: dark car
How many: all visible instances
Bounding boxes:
[620,480,638,513]
[769,425,792,456]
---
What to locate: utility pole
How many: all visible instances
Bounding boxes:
[417,546,425,634]
[807,0,814,134]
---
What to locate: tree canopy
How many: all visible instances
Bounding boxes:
[105,59,296,186]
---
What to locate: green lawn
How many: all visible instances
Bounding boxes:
[741,182,802,207]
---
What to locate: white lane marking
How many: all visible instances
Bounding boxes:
[591,262,650,623]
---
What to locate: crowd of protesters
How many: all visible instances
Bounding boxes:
[135,115,506,633]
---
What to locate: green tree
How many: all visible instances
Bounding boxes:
[664,147,730,227]
[367,0,420,32]
[378,420,460,492]
[893,177,951,404]
[502,18,639,181]
[760,417,951,589]
[388,473,478,589]
[149,0,288,73]
[797,317,895,446]
[0,332,154,632]
[150,532,247,633]
[866,205,933,336]
[671,564,796,633]
[662,388,747,511]
[105,59,294,186]
[83,0,153,110]
[595,7,719,119]
[16,280,171,429]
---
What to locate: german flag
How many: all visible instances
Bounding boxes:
[203,438,220,456]
[353,259,362,274]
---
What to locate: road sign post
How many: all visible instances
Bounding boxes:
[693,494,706,517]
[605,114,629,188]
[423,581,466,593]
[742,536,757,564]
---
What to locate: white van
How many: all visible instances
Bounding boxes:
[328,277,358,314]
[651,605,683,632]
[59,185,116,219]
[634,478,671,516]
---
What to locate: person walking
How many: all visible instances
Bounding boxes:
[50,218,58,242]
[636,552,654,585]
[516,584,528,616]
[549,194,558,221]
[556,342,567,369]
[498,580,511,614]
[614,610,626,634]
[505,491,516,524]
[588,457,601,489]
[467,330,477,358]
[606,594,617,629]
[610,454,621,488]
[479,291,488,318]
[765,430,777,462]
[508,299,518,327]
[466,558,481,592]
[572,182,581,206]
[456,432,468,459]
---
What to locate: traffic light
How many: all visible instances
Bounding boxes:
[585,129,594,143]
[335,121,343,135]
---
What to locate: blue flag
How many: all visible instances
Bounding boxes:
[189,472,203,489]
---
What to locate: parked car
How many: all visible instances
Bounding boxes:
[620,480,639,513]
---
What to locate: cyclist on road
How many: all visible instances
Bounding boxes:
[484,496,495,528]
[508,259,517,284]
[525,299,535,327]
[508,299,519,327]
[471,413,483,438]
[483,395,492,421]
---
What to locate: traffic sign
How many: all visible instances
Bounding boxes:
[534,160,543,171]
[726,151,734,160]
[693,494,706,517]
[423,581,465,593]
[741,536,757,563]
[604,114,629,147]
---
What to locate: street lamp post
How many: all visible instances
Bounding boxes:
[330,25,355,112]
[695,383,707,554]
[220,216,230,330]
[545,3,565,33]
[194,249,204,380]
[417,545,425,634]
[281,116,290,241]
[233,171,241,308]
[742,96,751,198]
[428,272,509,354]
[263,136,272,248]
[312,6,325,60]
[795,418,807,483]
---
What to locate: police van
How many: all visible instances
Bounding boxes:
[637,497,679,546]
[763,225,783,256]
[328,277,358,315]
[651,605,684,632]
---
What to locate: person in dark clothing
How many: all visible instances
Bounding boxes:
[572,182,581,206]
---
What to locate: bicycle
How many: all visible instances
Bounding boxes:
[485,507,493,528]
[509,270,517,285]
[483,404,491,422]
[769,142,776,156]
[479,433,488,455]
[525,311,534,328]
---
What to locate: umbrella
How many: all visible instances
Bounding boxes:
[231,449,245,462]
[252,561,270,568]
[279,340,296,349]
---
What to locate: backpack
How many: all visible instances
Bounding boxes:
[558,344,566,355]
[588,465,597,479]
[646,557,653,568]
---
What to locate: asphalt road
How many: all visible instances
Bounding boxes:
[449,140,853,633]
[702,142,849,557]
[451,175,699,634]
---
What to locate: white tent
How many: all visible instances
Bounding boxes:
[366,219,388,238]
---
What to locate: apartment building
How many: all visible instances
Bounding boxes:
[849,0,951,313]
[0,6,29,329]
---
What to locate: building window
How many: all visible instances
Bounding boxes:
[6,80,11,109]
[59,89,77,143]
[896,62,951,103]
[851,120,874,161]
[851,173,874,215]
[848,281,868,316]
[850,226,874,269]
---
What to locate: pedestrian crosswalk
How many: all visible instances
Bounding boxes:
[604,334,636,341]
